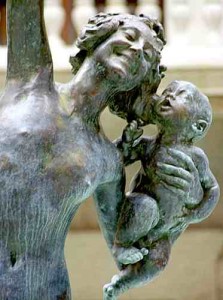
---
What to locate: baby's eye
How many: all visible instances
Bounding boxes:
[162,89,171,96]
[177,90,187,96]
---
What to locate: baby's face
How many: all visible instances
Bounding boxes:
[155,81,196,122]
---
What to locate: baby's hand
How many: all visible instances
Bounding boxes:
[122,120,143,144]
[113,245,148,265]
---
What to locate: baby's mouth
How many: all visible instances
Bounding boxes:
[159,98,172,111]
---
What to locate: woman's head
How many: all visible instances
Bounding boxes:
[70,13,165,75]
[70,13,166,121]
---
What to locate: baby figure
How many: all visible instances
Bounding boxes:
[103,80,219,300]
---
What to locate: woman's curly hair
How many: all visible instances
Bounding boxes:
[69,13,166,75]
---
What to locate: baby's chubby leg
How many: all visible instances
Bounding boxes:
[114,193,159,265]
[104,239,171,300]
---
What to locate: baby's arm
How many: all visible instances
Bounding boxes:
[183,148,219,224]
[114,121,151,166]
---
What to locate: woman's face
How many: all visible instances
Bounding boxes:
[93,20,158,91]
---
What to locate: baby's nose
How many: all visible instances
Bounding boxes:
[167,93,175,99]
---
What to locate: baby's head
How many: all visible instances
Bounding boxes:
[154,80,212,142]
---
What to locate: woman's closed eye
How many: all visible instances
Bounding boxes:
[143,49,152,61]
[124,29,137,41]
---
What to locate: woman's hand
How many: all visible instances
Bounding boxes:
[156,148,203,201]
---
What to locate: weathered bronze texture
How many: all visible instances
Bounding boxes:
[0,2,167,299]
[1,1,219,299]
[104,81,219,299]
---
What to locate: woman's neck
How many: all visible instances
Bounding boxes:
[62,58,116,126]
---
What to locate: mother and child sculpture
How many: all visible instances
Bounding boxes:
[0,1,219,299]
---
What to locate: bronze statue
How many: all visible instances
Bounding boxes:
[0,1,218,299]
[104,80,219,299]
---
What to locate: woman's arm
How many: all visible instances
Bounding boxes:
[7,0,53,83]
[93,167,126,269]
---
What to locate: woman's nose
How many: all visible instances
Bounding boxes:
[130,41,143,55]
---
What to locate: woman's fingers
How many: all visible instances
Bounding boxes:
[157,162,192,182]
[157,171,190,191]
[167,148,198,173]
[160,180,188,197]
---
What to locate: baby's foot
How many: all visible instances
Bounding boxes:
[103,283,117,300]
[113,246,148,265]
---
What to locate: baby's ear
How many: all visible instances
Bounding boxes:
[191,119,208,137]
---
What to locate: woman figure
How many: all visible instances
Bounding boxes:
[0,2,202,299]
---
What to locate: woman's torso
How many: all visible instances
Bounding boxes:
[0,84,121,297]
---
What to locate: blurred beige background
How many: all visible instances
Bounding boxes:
[0,1,223,299]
